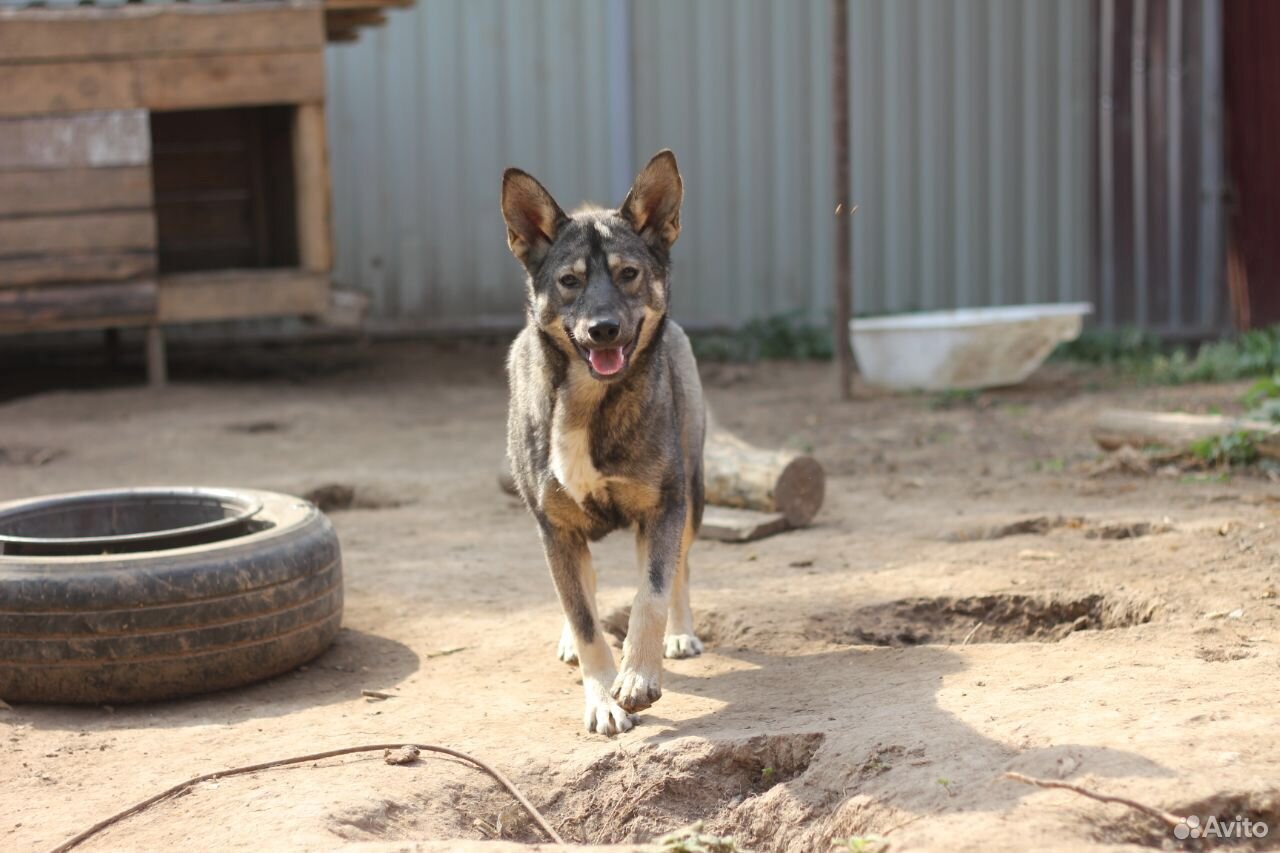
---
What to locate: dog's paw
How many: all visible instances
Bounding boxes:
[557,622,578,666]
[583,683,636,735]
[611,668,662,712]
[664,633,704,659]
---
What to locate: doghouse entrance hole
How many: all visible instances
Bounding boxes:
[150,106,299,274]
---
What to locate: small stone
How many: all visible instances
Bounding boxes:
[383,745,420,765]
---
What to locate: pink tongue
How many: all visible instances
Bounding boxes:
[588,347,625,376]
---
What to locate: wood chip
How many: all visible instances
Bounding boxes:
[383,745,420,765]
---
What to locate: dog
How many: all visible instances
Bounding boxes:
[500,150,706,735]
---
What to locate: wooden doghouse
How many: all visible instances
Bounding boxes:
[0,0,400,384]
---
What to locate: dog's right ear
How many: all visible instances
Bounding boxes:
[501,169,568,272]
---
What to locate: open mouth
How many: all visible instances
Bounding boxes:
[572,320,643,379]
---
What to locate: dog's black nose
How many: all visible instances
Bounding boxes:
[587,320,621,344]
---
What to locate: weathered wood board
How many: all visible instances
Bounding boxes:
[157,270,329,323]
[0,280,156,332]
[292,103,333,273]
[138,52,326,111]
[0,212,156,255]
[0,3,324,63]
[0,52,324,117]
[0,112,149,170]
[699,506,790,543]
[0,167,152,218]
[0,252,157,288]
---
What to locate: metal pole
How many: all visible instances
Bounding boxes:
[832,0,853,400]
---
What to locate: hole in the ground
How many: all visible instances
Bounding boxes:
[946,515,1171,542]
[325,775,544,844]
[1095,789,1280,850]
[226,420,290,435]
[807,593,1159,646]
[0,445,65,466]
[550,733,824,848]
[302,483,411,512]
[598,606,753,650]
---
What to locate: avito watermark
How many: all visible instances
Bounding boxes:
[1173,814,1269,841]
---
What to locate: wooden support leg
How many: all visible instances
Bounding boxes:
[146,325,167,388]
[103,327,121,371]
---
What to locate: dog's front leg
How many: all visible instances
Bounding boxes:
[613,499,685,712]
[540,528,635,735]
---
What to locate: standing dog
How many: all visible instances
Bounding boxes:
[501,150,705,735]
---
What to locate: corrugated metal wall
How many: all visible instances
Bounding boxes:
[325,0,1222,331]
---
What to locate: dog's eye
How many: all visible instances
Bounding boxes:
[558,274,580,288]
[618,266,639,283]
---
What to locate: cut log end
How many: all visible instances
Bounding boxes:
[773,455,825,527]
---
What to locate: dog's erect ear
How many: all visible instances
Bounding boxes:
[620,150,683,251]
[501,169,568,272]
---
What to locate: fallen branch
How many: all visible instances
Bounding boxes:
[1004,771,1182,827]
[50,742,563,853]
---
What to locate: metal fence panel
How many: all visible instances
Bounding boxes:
[325,0,1223,332]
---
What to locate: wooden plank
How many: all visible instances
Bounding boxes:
[157,269,329,323]
[0,212,156,255]
[138,51,326,110]
[0,112,149,170]
[324,0,413,10]
[327,9,387,29]
[699,506,790,543]
[0,251,156,288]
[0,4,324,63]
[0,167,152,217]
[0,62,139,117]
[0,280,157,333]
[292,104,333,272]
[1093,408,1280,461]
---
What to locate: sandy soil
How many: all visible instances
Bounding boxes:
[2,339,1279,853]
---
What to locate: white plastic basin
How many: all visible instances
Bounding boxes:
[850,302,1093,391]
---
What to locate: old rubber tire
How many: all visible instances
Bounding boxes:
[0,490,342,704]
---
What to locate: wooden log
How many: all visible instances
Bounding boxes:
[1092,408,1280,461]
[498,427,826,528]
[703,428,824,527]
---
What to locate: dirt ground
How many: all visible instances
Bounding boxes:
[3,338,1280,853]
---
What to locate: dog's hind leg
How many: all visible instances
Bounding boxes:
[664,505,703,659]
[540,528,634,734]
[613,499,685,712]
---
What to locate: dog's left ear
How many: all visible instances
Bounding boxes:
[620,150,683,251]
